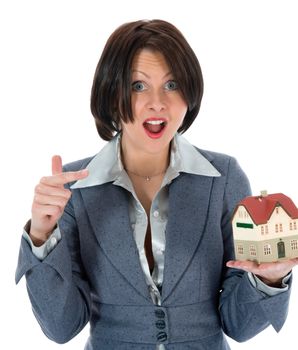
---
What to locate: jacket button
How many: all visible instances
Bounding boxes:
[155,309,165,318]
[156,320,166,329]
[156,331,167,342]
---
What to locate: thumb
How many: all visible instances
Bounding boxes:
[52,155,63,175]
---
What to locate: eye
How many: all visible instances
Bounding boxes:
[131,81,146,92]
[164,80,178,91]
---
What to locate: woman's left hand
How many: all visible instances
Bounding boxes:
[226,258,298,287]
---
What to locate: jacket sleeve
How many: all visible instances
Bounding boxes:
[15,182,91,344]
[218,157,292,342]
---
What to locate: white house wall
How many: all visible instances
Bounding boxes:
[232,205,261,241]
[268,206,297,238]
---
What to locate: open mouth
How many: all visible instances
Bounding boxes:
[143,120,167,134]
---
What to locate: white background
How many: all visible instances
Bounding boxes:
[1,0,297,349]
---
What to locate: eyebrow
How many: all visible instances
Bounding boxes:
[132,70,172,79]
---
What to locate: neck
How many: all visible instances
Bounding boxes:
[120,138,170,177]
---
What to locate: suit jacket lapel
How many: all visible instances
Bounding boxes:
[161,173,214,302]
[79,183,150,301]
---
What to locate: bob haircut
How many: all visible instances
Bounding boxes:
[90,19,204,141]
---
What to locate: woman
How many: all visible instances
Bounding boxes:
[16,19,297,349]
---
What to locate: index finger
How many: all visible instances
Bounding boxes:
[52,155,63,175]
[41,168,89,187]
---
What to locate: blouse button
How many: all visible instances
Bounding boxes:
[153,210,159,218]
[50,237,57,246]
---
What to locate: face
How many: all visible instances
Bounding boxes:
[121,49,188,156]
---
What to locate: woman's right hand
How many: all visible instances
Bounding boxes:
[29,155,89,246]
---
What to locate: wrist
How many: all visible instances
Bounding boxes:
[28,234,48,247]
[256,275,283,288]
[29,230,50,246]
[28,221,55,246]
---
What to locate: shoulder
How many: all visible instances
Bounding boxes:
[195,147,250,190]
[193,148,252,212]
[195,147,239,176]
[62,155,96,172]
[196,147,231,164]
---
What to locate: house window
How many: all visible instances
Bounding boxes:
[264,244,272,255]
[237,245,244,255]
[294,222,297,230]
[290,222,293,231]
[279,224,283,232]
[276,207,279,214]
[265,225,269,234]
[249,245,257,256]
[291,240,298,250]
[275,224,279,233]
[261,226,264,235]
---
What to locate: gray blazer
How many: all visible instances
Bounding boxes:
[16,149,291,349]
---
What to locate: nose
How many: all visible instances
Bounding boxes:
[147,90,166,113]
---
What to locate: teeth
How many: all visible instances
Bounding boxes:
[145,120,164,125]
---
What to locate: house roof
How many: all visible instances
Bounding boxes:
[234,193,298,225]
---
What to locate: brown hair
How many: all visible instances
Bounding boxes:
[90,19,204,141]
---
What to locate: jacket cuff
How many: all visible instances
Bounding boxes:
[237,272,292,332]
[15,234,72,285]
[260,274,292,332]
[15,237,41,284]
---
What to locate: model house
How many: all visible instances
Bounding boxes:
[232,191,298,263]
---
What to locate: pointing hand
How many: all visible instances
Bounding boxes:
[29,155,88,245]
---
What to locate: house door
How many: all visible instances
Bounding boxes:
[277,241,285,258]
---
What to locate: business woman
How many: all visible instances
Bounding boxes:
[16,19,297,349]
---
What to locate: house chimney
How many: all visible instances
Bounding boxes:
[260,190,268,197]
